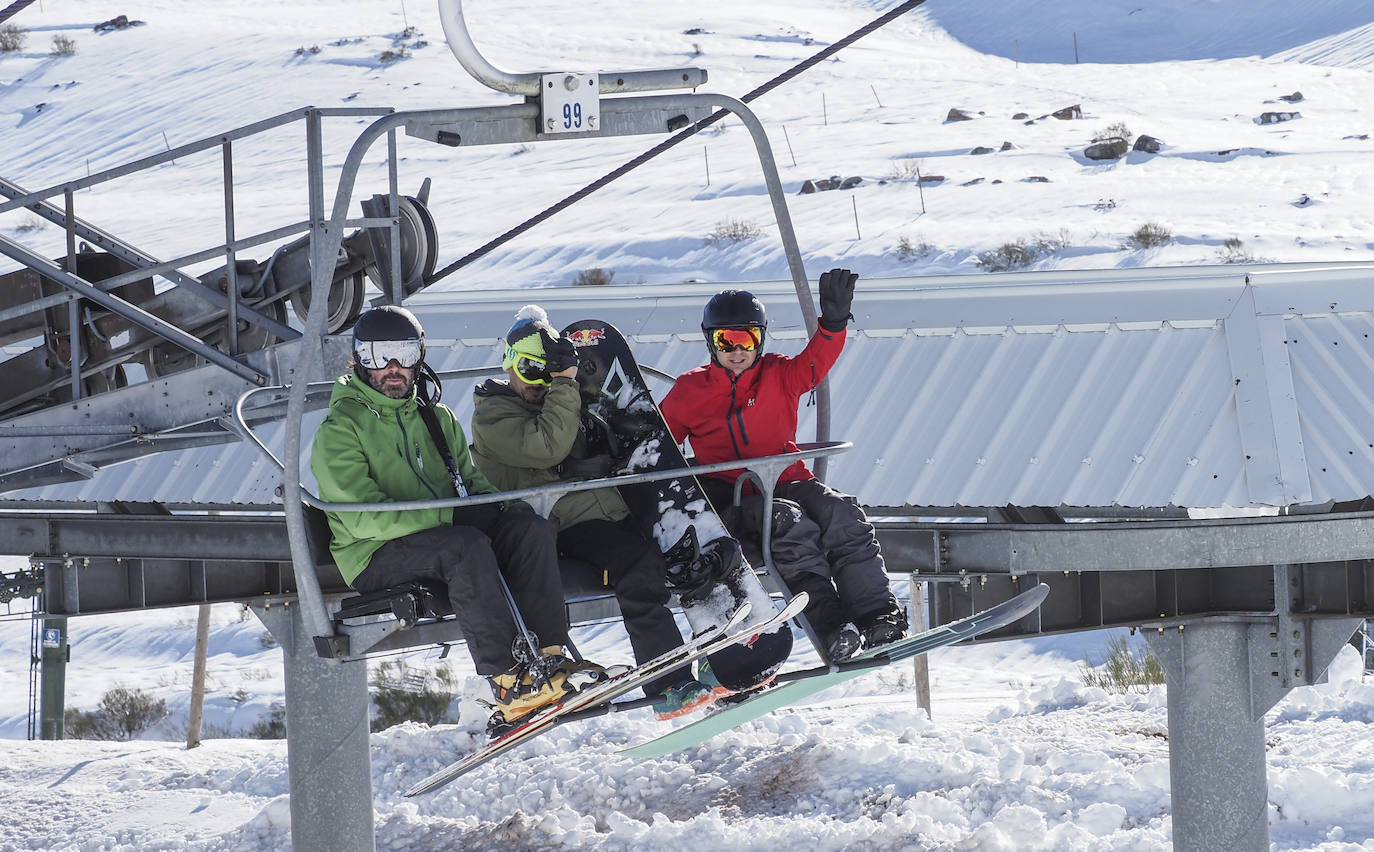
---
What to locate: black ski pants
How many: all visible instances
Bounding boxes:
[704,476,892,634]
[356,503,569,676]
[557,517,691,697]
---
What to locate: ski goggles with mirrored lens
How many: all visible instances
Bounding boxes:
[512,354,551,386]
[710,326,763,352]
[355,338,423,370]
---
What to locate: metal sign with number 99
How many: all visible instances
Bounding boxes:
[541,72,599,135]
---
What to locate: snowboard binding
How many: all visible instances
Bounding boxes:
[665,525,744,604]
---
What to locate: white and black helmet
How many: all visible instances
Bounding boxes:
[351,305,425,371]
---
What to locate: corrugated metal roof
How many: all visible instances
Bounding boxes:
[6,262,1374,510]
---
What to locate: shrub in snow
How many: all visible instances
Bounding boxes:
[886,159,923,180]
[64,686,168,740]
[1124,222,1172,250]
[1092,121,1132,144]
[1216,236,1254,264]
[371,660,456,731]
[894,235,934,262]
[50,34,76,56]
[573,267,615,286]
[0,24,26,52]
[248,703,286,738]
[979,241,1037,271]
[1078,634,1165,694]
[704,219,761,246]
[978,231,1069,271]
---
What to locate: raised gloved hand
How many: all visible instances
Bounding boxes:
[818,267,858,332]
[541,330,578,374]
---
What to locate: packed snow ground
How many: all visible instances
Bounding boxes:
[4,0,1374,849]
[2,595,1372,851]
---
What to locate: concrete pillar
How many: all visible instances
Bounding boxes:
[254,603,375,852]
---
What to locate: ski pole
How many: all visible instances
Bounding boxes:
[494,569,553,687]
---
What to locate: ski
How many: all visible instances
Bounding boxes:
[620,582,1049,758]
[404,591,808,796]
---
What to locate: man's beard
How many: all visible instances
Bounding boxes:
[515,383,547,403]
[368,371,414,399]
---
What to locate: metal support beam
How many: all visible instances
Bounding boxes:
[0,235,266,385]
[253,602,375,852]
[1146,622,1270,852]
[0,176,299,342]
[38,615,67,739]
[1145,612,1362,852]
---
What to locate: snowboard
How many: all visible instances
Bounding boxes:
[621,582,1050,758]
[562,319,793,691]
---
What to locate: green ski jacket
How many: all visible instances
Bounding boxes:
[469,376,629,531]
[310,371,497,584]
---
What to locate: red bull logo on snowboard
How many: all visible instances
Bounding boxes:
[566,328,606,347]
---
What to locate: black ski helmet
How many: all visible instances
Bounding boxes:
[701,290,767,356]
[351,305,425,368]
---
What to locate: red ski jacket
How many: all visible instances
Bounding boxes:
[661,325,846,489]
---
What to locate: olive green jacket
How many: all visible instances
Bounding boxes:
[469,377,628,530]
[310,371,497,584]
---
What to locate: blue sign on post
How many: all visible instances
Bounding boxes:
[42,628,61,649]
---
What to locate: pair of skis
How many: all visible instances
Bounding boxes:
[403,591,809,797]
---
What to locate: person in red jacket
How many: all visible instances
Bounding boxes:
[660,269,908,663]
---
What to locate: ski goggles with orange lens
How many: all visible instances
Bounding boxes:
[710,326,763,352]
[512,354,551,386]
[355,338,423,370]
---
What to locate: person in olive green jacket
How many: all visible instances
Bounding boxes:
[311,305,609,726]
[470,306,717,720]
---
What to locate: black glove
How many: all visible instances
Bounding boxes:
[818,267,858,332]
[609,411,661,443]
[501,499,537,516]
[541,330,578,373]
[558,454,614,478]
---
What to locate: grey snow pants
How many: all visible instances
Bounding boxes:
[704,476,891,634]
[356,503,569,676]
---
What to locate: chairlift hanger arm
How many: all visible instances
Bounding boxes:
[437,0,707,96]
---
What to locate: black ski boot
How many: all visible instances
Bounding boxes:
[824,623,862,662]
[857,596,909,650]
[785,572,859,661]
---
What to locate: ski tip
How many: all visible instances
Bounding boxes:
[1019,582,1050,611]
[725,600,753,630]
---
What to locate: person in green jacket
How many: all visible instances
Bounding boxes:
[470,306,718,720]
[310,305,610,728]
